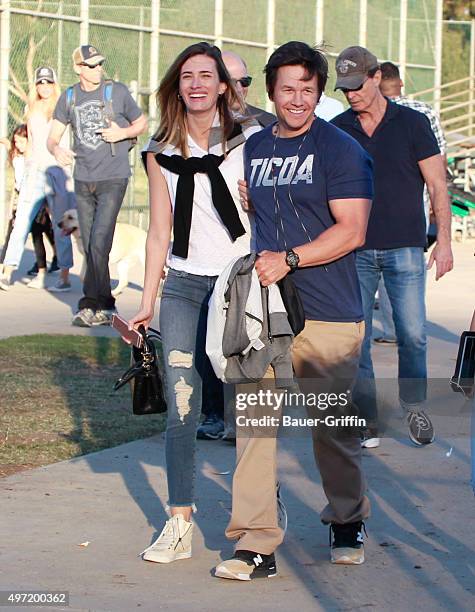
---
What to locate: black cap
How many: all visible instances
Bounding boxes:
[35,66,56,84]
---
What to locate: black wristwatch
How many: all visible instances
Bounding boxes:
[285,249,300,272]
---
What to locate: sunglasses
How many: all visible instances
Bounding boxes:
[232,76,252,88]
[340,77,369,94]
[80,61,104,68]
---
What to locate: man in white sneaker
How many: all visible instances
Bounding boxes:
[47,45,147,327]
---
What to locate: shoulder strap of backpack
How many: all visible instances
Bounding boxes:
[103,79,114,120]
[66,85,76,121]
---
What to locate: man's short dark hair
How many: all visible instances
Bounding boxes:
[265,41,328,98]
[380,61,400,80]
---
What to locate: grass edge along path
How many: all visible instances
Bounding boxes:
[0,335,166,478]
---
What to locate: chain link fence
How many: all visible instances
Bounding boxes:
[1,0,471,233]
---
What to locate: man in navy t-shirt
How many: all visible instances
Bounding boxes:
[215,42,373,581]
[331,46,453,449]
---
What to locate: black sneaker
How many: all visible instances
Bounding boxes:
[407,410,434,446]
[330,521,366,565]
[215,550,277,580]
[27,262,39,276]
[48,256,60,273]
[196,415,224,440]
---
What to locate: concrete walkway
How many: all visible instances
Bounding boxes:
[0,240,474,611]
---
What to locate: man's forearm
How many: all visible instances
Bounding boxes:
[430,183,451,243]
[124,117,147,139]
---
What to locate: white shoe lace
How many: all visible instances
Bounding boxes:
[410,412,430,431]
[141,517,190,556]
[141,520,176,555]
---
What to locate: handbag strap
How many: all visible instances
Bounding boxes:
[114,361,145,390]
[114,326,162,391]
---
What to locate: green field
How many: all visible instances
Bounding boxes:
[0,335,166,477]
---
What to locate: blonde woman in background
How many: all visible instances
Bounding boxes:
[0,66,74,292]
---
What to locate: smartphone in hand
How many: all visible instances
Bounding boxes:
[112,314,143,349]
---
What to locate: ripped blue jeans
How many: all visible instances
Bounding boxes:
[159,268,218,507]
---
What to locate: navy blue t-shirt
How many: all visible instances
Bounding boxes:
[246,118,373,323]
[331,100,440,249]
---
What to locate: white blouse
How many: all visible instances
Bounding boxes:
[159,135,256,276]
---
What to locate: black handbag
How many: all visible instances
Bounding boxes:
[277,275,306,336]
[114,326,167,415]
[450,330,475,396]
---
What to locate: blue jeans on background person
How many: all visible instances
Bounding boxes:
[377,278,396,342]
[159,268,218,507]
[201,357,224,420]
[353,247,427,428]
[4,163,73,270]
[75,178,128,311]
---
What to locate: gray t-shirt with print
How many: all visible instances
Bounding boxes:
[53,80,142,182]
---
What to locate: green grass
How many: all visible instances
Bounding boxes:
[0,335,166,477]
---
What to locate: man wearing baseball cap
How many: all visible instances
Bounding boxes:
[47,45,147,327]
[71,45,105,68]
[331,46,453,448]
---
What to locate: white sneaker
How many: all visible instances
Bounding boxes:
[0,265,14,291]
[0,265,13,290]
[361,436,380,449]
[141,514,193,563]
[360,428,380,449]
[27,273,47,289]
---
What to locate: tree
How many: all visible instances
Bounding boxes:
[444,0,475,20]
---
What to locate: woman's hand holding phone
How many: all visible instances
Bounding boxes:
[112,314,146,348]
[128,307,154,334]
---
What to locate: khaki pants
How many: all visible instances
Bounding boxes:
[225,320,371,555]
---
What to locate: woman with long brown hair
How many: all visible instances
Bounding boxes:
[129,42,259,564]
[0,123,59,275]
[0,67,73,292]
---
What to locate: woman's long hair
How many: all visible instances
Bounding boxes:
[25,69,61,122]
[154,42,245,156]
[8,124,28,165]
